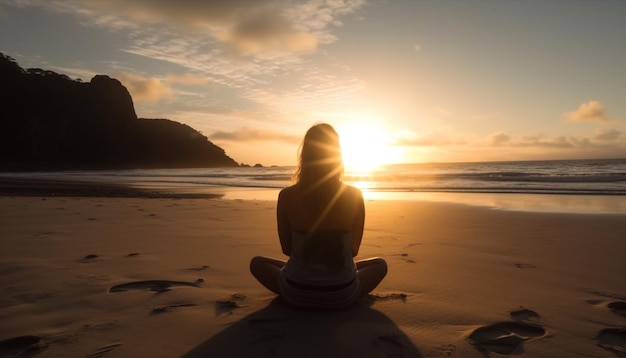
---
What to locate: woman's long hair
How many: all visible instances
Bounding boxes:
[294,123,345,219]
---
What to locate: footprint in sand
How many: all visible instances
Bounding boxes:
[108,279,202,293]
[392,253,416,264]
[468,309,546,355]
[594,301,626,355]
[608,301,626,318]
[0,335,44,356]
[81,254,99,263]
[596,328,626,356]
[215,293,247,316]
[151,303,196,314]
[184,265,210,272]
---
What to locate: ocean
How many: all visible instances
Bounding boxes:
[2,158,625,213]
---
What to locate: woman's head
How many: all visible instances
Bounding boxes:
[295,123,344,189]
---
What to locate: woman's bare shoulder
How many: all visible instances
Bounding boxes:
[280,185,298,194]
[342,184,363,199]
[279,185,299,200]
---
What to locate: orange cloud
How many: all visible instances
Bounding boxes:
[118,73,172,103]
[563,100,612,123]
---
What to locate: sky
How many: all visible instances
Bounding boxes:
[1,0,625,167]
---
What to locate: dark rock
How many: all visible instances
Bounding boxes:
[0,52,239,170]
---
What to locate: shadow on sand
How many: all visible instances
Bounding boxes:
[182,298,422,358]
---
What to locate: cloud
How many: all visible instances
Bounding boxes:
[117,73,172,103]
[208,127,300,143]
[594,128,622,142]
[113,71,210,104]
[516,135,578,148]
[413,44,421,52]
[211,5,318,56]
[563,100,612,123]
[97,0,321,56]
[14,0,364,56]
[485,131,626,150]
[485,133,584,148]
[392,130,466,147]
[165,73,209,86]
[490,132,511,146]
[8,0,367,116]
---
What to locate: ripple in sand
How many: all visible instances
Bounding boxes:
[85,342,122,358]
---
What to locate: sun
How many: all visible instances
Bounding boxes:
[337,123,398,172]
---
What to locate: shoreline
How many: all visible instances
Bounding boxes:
[2,176,624,215]
[0,177,223,199]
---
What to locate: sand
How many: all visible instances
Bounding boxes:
[1,193,625,357]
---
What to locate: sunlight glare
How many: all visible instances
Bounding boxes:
[338,123,397,172]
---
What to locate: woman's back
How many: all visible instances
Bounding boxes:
[277,183,364,257]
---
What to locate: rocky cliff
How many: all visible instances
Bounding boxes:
[0,53,238,170]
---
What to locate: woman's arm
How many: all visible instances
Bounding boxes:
[277,189,292,256]
[351,189,365,257]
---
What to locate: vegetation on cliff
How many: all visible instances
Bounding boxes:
[0,53,238,170]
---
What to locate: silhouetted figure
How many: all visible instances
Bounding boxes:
[250,123,387,309]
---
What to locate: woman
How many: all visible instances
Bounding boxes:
[250,123,387,309]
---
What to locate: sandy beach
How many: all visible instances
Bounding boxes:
[1,190,625,357]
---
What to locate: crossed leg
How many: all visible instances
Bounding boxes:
[250,256,387,297]
[356,257,388,295]
[249,256,284,294]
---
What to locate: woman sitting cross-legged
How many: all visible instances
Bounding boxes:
[250,123,387,309]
